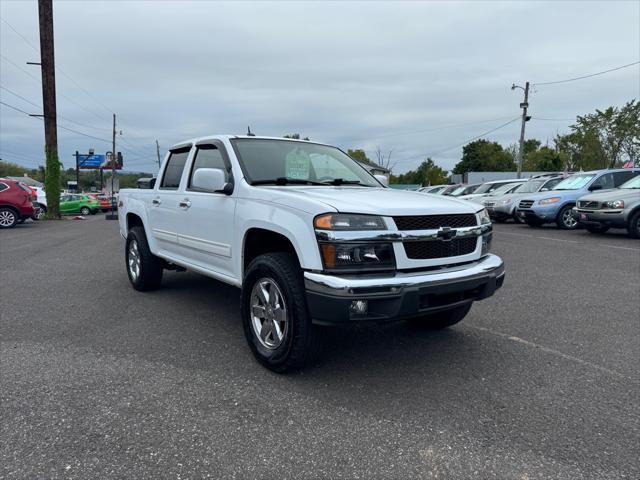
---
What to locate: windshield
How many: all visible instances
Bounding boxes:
[553,174,596,190]
[474,181,514,194]
[489,182,522,196]
[619,175,640,189]
[231,139,381,187]
[514,180,545,193]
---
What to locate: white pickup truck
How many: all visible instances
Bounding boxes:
[118,135,504,371]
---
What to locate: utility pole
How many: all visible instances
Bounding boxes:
[512,81,531,179]
[106,113,118,219]
[156,139,161,168]
[75,150,79,191]
[38,0,60,217]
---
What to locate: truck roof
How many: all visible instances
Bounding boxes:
[169,135,330,151]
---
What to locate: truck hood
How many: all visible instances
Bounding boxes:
[254,186,480,216]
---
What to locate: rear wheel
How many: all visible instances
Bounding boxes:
[0,207,18,229]
[585,224,610,234]
[556,205,578,230]
[407,303,472,329]
[241,252,321,372]
[126,226,163,291]
[628,211,640,239]
[80,206,90,216]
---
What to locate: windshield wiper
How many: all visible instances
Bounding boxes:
[321,178,374,187]
[251,177,325,186]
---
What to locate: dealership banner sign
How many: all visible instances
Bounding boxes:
[78,153,123,170]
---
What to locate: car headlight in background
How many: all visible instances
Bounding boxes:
[539,197,561,205]
[604,200,624,209]
[314,213,385,230]
[499,197,512,205]
[477,208,491,225]
[318,242,396,271]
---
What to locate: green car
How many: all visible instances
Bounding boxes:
[59,194,100,215]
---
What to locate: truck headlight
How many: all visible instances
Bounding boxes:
[477,208,491,225]
[539,197,561,205]
[314,213,385,230]
[604,200,624,209]
[318,242,396,271]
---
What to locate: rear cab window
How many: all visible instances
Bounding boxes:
[160,147,191,189]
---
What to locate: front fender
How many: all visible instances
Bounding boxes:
[235,198,323,275]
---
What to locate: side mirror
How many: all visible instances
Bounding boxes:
[589,184,602,191]
[540,187,549,191]
[374,174,388,186]
[192,168,232,194]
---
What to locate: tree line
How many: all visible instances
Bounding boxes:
[369,99,639,186]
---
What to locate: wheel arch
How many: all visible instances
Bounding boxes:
[242,228,301,279]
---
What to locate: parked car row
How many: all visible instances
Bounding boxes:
[1,176,117,229]
[422,168,640,238]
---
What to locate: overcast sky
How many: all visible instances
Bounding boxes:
[1,0,639,174]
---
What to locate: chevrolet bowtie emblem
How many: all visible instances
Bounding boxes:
[436,226,457,241]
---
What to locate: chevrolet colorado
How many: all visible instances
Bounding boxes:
[118,135,505,371]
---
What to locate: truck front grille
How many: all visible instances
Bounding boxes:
[393,214,477,230]
[519,200,534,209]
[404,237,478,259]
[578,200,600,209]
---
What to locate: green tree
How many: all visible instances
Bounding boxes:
[283,133,310,141]
[452,139,516,174]
[523,145,564,171]
[555,100,640,169]
[390,158,449,186]
[347,149,373,165]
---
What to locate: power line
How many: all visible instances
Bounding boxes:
[0,15,114,116]
[532,116,575,122]
[0,85,111,132]
[533,61,640,86]
[392,116,521,167]
[341,115,516,144]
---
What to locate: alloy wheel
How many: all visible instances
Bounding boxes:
[127,239,141,281]
[250,277,288,349]
[0,210,16,227]
[562,209,578,229]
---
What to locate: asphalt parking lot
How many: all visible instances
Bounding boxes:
[1,216,639,479]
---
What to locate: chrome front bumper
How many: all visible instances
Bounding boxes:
[304,254,505,324]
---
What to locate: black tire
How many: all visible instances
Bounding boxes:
[407,303,472,329]
[513,211,525,224]
[80,206,91,216]
[241,252,321,373]
[556,204,579,230]
[125,226,163,291]
[0,207,18,229]
[493,217,506,224]
[525,217,544,227]
[628,211,640,239]
[585,225,610,234]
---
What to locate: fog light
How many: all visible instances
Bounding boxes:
[350,300,368,315]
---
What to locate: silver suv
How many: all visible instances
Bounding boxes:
[574,175,640,237]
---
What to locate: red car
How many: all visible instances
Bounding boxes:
[0,178,36,228]
[88,193,112,212]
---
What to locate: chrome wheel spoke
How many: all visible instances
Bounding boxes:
[250,277,288,350]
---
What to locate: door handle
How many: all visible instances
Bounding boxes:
[179,199,191,209]
[152,198,161,206]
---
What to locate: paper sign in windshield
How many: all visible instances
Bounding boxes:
[285,148,311,179]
